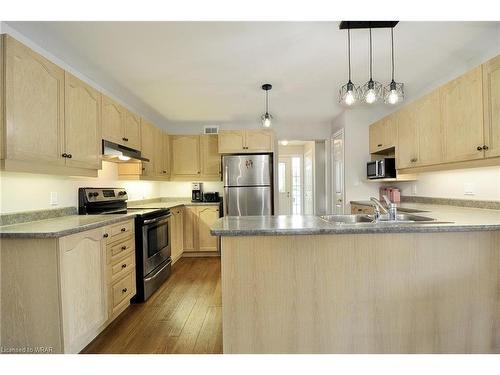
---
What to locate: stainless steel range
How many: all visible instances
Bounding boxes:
[78,187,172,302]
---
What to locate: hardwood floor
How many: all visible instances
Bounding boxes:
[82,257,222,354]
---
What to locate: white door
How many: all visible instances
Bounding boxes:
[278,158,292,215]
[332,129,345,214]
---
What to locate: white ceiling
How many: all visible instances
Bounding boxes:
[6,21,500,133]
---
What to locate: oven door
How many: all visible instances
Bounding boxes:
[142,214,171,276]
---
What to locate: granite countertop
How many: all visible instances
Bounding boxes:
[0,213,137,239]
[128,199,220,210]
[211,203,500,236]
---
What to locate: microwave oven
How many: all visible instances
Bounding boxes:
[367,158,396,179]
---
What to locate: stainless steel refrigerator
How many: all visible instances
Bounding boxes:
[222,154,273,216]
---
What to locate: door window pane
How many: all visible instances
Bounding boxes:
[278,162,286,193]
[291,157,301,215]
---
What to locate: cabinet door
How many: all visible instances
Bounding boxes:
[218,130,245,153]
[396,107,418,169]
[200,135,221,179]
[123,110,141,150]
[369,120,385,153]
[245,129,274,152]
[59,227,107,353]
[140,119,155,177]
[154,127,164,177]
[171,208,184,260]
[171,135,201,177]
[441,66,484,162]
[162,132,171,178]
[4,35,65,165]
[183,206,198,251]
[64,72,102,170]
[384,115,397,149]
[101,95,124,145]
[483,55,500,158]
[415,90,443,166]
[198,206,220,252]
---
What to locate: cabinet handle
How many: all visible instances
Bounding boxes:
[410,158,418,163]
[122,288,128,293]
[121,264,127,269]
[121,245,127,250]
[483,145,489,151]
[121,228,126,232]
[62,153,68,158]
[122,137,129,142]
[477,146,483,151]
[142,167,146,171]
[103,233,109,238]
[163,170,167,173]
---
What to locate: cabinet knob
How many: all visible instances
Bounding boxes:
[67,154,72,159]
[163,170,167,173]
[122,288,128,293]
[198,171,201,174]
[62,153,68,158]
[121,264,127,269]
[103,233,109,238]
[483,145,489,151]
[377,144,383,147]
[121,245,127,250]
[121,228,126,232]
[122,137,129,142]
[410,158,418,163]
[477,146,483,151]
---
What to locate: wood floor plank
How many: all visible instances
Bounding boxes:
[82,257,222,354]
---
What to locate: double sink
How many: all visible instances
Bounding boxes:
[319,212,452,225]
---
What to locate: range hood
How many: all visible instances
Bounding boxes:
[102,140,150,163]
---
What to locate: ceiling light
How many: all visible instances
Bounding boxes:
[339,28,360,107]
[362,28,382,104]
[383,27,404,105]
[261,84,273,127]
[280,140,289,146]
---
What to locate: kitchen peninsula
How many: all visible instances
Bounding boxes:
[211,204,500,354]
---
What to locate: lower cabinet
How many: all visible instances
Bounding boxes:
[183,205,220,253]
[0,219,136,353]
[351,204,375,215]
[171,206,184,263]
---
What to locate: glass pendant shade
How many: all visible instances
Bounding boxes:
[362,79,382,104]
[339,80,360,106]
[383,80,404,105]
[261,112,272,128]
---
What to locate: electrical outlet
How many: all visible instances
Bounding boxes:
[50,192,58,206]
[464,183,476,196]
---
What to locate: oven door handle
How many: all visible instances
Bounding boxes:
[143,214,171,225]
[144,260,171,282]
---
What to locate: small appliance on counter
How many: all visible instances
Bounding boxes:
[78,187,172,303]
[202,192,220,202]
[379,187,401,204]
[192,182,204,202]
[367,158,396,179]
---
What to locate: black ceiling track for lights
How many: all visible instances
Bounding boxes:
[339,21,399,30]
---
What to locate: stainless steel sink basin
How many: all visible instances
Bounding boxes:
[319,213,442,225]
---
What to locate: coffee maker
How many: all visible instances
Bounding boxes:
[191,182,203,202]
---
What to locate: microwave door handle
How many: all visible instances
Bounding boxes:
[375,161,379,177]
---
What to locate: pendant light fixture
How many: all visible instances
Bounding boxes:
[261,83,273,128]
[338,28,360,106]
[361,28,382,104]
[383,27,404,105]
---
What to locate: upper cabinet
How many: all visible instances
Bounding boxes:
[441,66,484,163]
[102,95,141,150]
[140,119,156,177]
[200,135,221,179]
[218,129,274,154]
[171,135,201,178]
[483,55,500,158]
[64,72,102,170]
[369,116,397,154]
[370,54,500,173]
[1,35,101,176]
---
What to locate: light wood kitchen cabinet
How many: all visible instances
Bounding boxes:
[64,72,102,170]
[3,35,65,167]
[140,119,156,177]
[154,126,165,177]
[396,90,443,169]
[102,95,141,150]
[200,134,221,179]
[183,205,220,253]
[162,131,171,178]
[123,109,142,150]
[171,135,201,178]
[218,129,274,153]
[197,206,220,252]
[483,54,500,158]
[441,66,485,163]
[369,116,396,153]
[171,206,184,263]
[58,227,107,353]
[350,203,375,215]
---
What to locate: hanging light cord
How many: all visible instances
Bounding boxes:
[347,28,351,82]
[369,28,373,80]
[391,27,395,81]
[265,89,269,114]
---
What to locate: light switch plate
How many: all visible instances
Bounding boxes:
[50,192,58,205]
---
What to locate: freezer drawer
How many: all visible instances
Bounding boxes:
[224,186,272,216]
[223,154,272,187]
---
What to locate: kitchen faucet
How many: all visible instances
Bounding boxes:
[370,196,397,221]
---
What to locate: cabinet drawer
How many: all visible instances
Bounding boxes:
[109,253,135,283]
[104,220,134,244]
[111,271,135,314]
[107,237,135,264]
